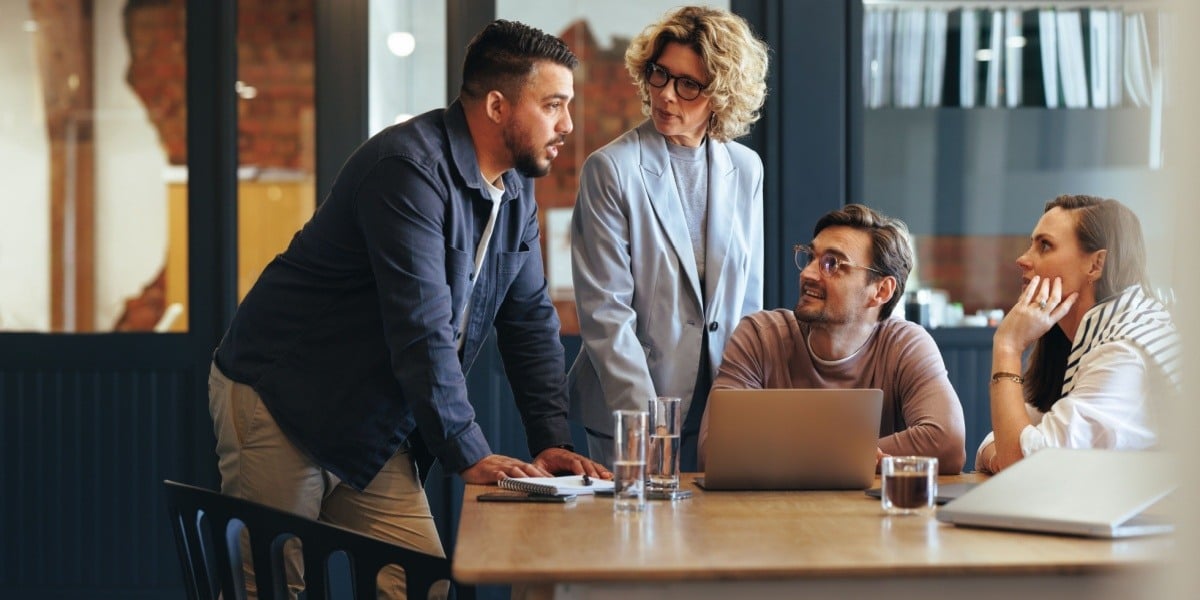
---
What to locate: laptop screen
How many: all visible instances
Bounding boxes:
[702,388,883,490]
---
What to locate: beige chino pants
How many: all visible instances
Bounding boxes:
[208,362,448,599]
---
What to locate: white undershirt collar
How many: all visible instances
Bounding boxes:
[804,323,877,366]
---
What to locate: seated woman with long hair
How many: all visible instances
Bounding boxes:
[976,195,1182,474]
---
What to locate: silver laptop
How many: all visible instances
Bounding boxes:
[937,448,1176,538]
[698,388,883,490]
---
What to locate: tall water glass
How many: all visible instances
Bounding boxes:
[647,396,681,493]
[613,409,647,512]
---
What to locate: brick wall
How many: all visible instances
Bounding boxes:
[537,21,645,209]
[123,0,314,169]
[235,1,314,170]
[542,22,647,333]
[124,0,186,164]
[915,235,1028,316]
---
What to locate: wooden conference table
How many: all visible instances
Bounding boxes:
[453,474,1172,600]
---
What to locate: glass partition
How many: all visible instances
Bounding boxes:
[163,0,319,332]
[2,0,322,334]
[1,0,180,332]
[860,0,1173,324]
[369,0,447,136]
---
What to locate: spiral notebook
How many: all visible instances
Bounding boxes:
[498,475,614,496]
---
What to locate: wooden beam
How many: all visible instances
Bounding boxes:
[30,0,96,331]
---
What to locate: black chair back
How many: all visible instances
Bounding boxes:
[163,479,453,599]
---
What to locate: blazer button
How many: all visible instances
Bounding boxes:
[454,331,462,340]
[708,321,719,332]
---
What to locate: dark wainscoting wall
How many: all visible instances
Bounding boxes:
[930,327,996,466]
[0,364,204,599]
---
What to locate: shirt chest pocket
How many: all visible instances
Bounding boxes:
[493,243,532,301]
[497,243,530,274]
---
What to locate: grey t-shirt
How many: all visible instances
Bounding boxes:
[666,138,708,283]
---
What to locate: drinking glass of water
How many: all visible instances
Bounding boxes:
[647,396,681,495]
[612,409,647,512]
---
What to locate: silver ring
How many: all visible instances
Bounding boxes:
[1038,300,1047,310]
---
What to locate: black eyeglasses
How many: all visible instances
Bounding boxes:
[793,244,887,277]
[645,63,708,101]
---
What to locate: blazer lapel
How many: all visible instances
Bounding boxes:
[704,139,739,308]
[638,121,702,304]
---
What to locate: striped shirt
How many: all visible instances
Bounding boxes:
[1060,284,1182,397]
[1017,284,1182,455]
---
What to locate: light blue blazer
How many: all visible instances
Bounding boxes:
[568,120,764,436]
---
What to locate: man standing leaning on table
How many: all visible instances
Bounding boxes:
[207,20,608,599]
[698,204,966,474]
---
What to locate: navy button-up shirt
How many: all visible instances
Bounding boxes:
[215,100,573,490]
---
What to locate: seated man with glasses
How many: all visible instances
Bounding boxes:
[697,204,966,473]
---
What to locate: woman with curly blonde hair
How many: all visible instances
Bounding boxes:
[569,6,770,471]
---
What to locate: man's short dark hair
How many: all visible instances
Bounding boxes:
[814,204,913,321]
[460,20,578,102]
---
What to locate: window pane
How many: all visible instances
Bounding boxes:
[1,0,181,332]
[496,0,730,334]
[160,1,317,333]
[232,0,316,307]
[369,0,447,137]
[860,4,1173,324]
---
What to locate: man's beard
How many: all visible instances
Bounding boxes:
[793,304,827,324]
[503,122,553,178]
[794,296,851,325]
[514,149,549,178]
